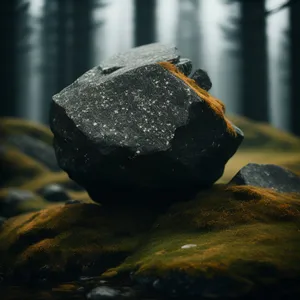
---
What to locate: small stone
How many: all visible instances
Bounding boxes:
[99,280,107,284]
[86,286,120,300]
[79,276,93,281]
[181,244,197,249]
[77,286,85,292]
[229,163,300,193]
[190,69,212,91]
[38,184,71,202]
[175,58,192,76]
[153,279,162,289]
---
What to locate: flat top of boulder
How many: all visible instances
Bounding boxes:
[99,43,180,70]
[53,63,191,153]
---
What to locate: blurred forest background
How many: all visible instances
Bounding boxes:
[1,0,300,136]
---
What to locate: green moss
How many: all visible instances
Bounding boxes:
[1,183,300,296]
[0,203,158,280]
[1,117,300,296]
[101,185,300,295]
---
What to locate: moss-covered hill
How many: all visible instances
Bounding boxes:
[0,185,299,298]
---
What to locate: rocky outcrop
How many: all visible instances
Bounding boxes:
[0,184,299,299]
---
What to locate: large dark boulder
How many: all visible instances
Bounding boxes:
[230,163,300,193]
[50,44,243,205]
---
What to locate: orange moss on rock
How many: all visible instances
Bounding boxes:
[158,62,236,136]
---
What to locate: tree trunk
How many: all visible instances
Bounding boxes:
[56,0,72,93]
[177,0,201,69]
[134,0,156,46]
[290,0,300,136]
[42,1,56,123]
[70,0,93,81]
[240,0,268,122]
[1,0,16,117]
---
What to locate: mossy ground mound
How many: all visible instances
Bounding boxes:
[100,185,300,298]
[0,118,92,217]
[0,185,299,298]
[0,203,158,282]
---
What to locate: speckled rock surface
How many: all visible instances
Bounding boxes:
[50,44,244,205]
[229,163,300,193]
